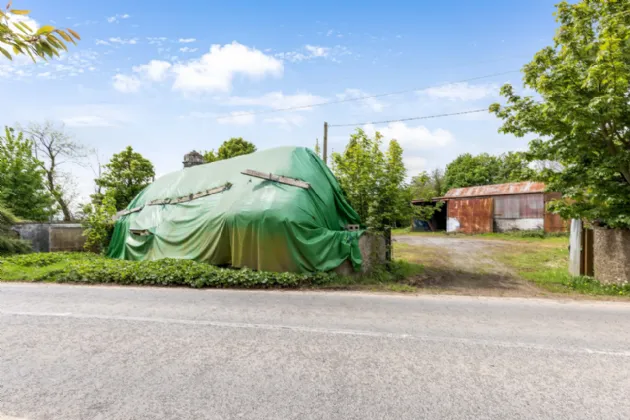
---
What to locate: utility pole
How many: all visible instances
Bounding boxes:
[323,122,328,165]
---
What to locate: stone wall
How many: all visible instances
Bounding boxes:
[12,223,86,253]
[335,232,387,276]
[49,225,86,252]
[12,223,50,252]
[593,227,630,284]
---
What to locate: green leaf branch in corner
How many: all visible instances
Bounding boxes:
[0,3,80,61]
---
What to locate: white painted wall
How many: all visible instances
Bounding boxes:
[447,217,460,233]
[495,218,544,232]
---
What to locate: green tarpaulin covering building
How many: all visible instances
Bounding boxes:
[108,147,364,273]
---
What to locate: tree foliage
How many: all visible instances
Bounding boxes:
[82,190,116,253]
[203,137,256,163]
[94,146,155,211]
[0,4,80,61]
[331,129,410,228]
[314,138,321,158]
[443,151,536,191]
[0,126,54,221]
[22,122,84,221]
[0,204,30,254]
[409,169,445,221]
[490,0,630,228]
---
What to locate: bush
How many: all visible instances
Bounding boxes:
[0,235,31,255]
[2,252,94,267]
[0,205,31,255]
[0,253,338,288]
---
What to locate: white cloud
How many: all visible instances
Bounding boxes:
[95,39,110,46]
[109,37,138,45]
[107,14,131,23]
[276,44,350,63]
[62,116,115,127]
[37,72,52,78]
[147,37,168,45]
[226,91,324,110]
[179,38,197,43]
[179,47,198,53]
[132,60,172,82]
[422,82,498,101]
[172,42,283,93]
[363,122,454,150]
[264,114,305,130]
[56,104,135,127]
[404,156,428,175]
[326,29,334,36]
[304,45,329,57]
[216,112,255,125]
[337,88,386,112]
[112,74,141,93]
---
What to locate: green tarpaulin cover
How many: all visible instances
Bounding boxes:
[108,147,364,273]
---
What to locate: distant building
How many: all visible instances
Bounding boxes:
[412,181,567,234]
[183,150,205,168]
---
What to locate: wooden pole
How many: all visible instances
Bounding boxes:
[323,122,328,165]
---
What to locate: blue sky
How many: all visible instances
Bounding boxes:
[0,0,559,205]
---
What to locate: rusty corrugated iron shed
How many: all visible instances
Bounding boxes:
[442,181,545,199]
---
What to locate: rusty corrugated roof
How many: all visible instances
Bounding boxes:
[442,181,546,199]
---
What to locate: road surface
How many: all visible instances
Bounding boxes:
[1,284,630,419]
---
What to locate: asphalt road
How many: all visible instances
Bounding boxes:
[1,284,630,420]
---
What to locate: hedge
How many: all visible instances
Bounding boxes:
[0,253,338,288]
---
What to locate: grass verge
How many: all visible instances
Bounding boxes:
[492,240,630,296]
[392,228,568,243]
[0,252,424,292]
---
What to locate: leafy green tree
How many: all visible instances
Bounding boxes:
[443,153,503,190]
[203,138,256,163]
[0,5,80,61]
[0,204,30,254]
[490,0,630,228]
[409,169,446,221]
[381,139,409,227]
[332,129,380,224]
[314,138,321,158]
[94,146,155,211]
[331,129,410,228]
[82,190,116,253]
[497,151,537,184]
[411,168,445,200]
[443,152,537,191]
[0,127,55,221]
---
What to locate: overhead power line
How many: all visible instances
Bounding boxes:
[216,70,520,118]
[328,108,489,127]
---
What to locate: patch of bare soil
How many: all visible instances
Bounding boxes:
[394,235,546,297]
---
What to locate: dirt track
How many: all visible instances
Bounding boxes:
[394,235,545,297]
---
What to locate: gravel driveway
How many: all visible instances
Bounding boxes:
[394,235,544,296]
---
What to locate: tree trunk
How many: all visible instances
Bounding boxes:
[44,163,72,221]
[57,197,72,221]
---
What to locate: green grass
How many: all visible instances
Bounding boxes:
[315,259,424,292]
[495,243,571,290]
[393,228,569,243]
[494,240,630,296]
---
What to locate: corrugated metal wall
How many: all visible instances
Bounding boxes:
[447,197,493,234]
[543,192,568,232]
[494,194,544,219]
